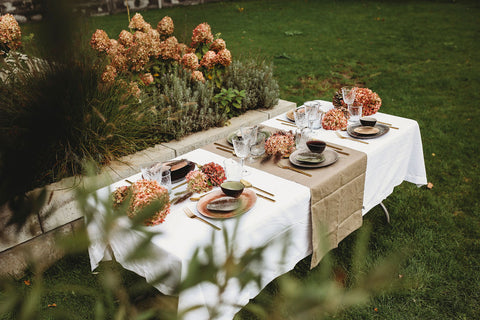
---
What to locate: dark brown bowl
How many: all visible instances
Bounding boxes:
[360,117,377,127]
[306,140,326,154]
[220,181,245,198]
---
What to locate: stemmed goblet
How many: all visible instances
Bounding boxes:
[294,107,308,150]
[342,86,361,124]
[232,135,251,176]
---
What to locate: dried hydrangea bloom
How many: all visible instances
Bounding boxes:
[321,109,348,130]
[101,65,117,83]
[191,22,214,47]
[128,81,141,98]
[186,170,212,193]
[216,49,232,67]
[90,29,110,52]
[181,52,200,70]
[118,30,134,47]
[127,179,171,226]
[200,162,226,186]
[200,50,217,69]
[159,36,180,60]
[264,131,296,157]
[210,38,226,52]
[141,72,154,85]
[157,16,174,36]
[176,43,191,58]
[128,13,152,33]
[0,14,21,52]
[354,87,382,116]
[191,70,205,82]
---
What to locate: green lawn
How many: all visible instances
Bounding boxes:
[7,0,480,319]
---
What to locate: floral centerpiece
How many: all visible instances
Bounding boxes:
[264,131,296,157]
[186,162,226,193]
[0,14,21,56]
[112,179,171,226]
[321,109,348,130]
[332,87,382,117]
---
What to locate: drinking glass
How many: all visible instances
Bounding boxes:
[304,103,319,130]
[232,136,250,176]
[159,167,172,193]
[348,104,363,124]
[223,158,242,181]
[250,132,266,157]
[341,86,356,106]
[294,107,307,133]
[240,126,258,162]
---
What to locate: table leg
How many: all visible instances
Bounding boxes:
[380,202,390,224]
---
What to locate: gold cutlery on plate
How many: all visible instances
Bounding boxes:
[184,208,221,230]
[240,179,275,197]
[276,162,312,177]
[190,191,215,201]
[335,131,369,145]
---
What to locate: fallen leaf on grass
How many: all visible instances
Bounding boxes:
[432,153,436,157]
[427,182,434,189]
[23,280,31,286]
[48,303,57,308]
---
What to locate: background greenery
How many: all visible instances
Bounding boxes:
[2,0,479,319]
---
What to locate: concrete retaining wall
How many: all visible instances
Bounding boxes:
[0,99,296,278]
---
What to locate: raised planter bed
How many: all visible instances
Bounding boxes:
[0,99,296,278]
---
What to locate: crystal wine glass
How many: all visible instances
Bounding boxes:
[304,102,320,131]
[240,126,258,163]
[294,107,307,133]
[232,135,250,176]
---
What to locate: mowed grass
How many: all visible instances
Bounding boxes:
[12,0,480,319]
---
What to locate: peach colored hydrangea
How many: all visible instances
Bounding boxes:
[128,13,152,33]
[90,29,110,52]
[264,131,296,157]
[159,36,180,60]
[321,109,348,130]
[181,52,200,70]
[101,65,117,83]
[354,87,382,116]
[191,70,205,82]
[186,170,212,193]
[0,14,21,53]
[157,16,174,36]
[210,38,226,52]
[200,50,217,69]
[118,30,134,47]
[191,22,214,47]
[216,49,232,67]
[112,179,171,226]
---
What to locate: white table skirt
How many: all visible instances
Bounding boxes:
[262,102,428,214]
[87,149,312,319]
[87,107,427,319]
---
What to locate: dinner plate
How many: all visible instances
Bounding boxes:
[289,149,338,168]
[347,123,390,139]
[197,189,257,219]
[295,151,326,164]
[226,130,271,145]
[353,126,379,135]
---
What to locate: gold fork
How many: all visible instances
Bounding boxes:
[335,131,369,144]
[276,162,312,177]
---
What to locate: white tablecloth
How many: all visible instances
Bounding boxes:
[87,149,312,319]
[87,106,427,319]
[262,101,428,214]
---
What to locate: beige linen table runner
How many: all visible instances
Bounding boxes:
[202,127,367,268]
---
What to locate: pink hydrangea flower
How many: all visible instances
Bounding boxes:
[90,29,110,52]
[118,30,134,47]
[157,16,174,36]
[200,50,217,69]
[191,70,205,82]
[101,65,117,83]
[159,36,180,60]
[216,49,232,67]
[181,52,200,70]
[128,13,152,33]
[141,73,154,85]
[354,87,382,116]
[210,38,226,52]
[191,22,214,47]
[264,131,296,157]
[0,14,21,53]
[186,170,212,193]
[321,109,348,130]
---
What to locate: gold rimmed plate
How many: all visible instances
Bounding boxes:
[197,189,257,219]
[347,123,390,139]
[289,149,338,168]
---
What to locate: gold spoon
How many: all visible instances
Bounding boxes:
[240,179,275,197]
[183,208,220,230]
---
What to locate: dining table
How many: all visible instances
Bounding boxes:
[86,100,427,319]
